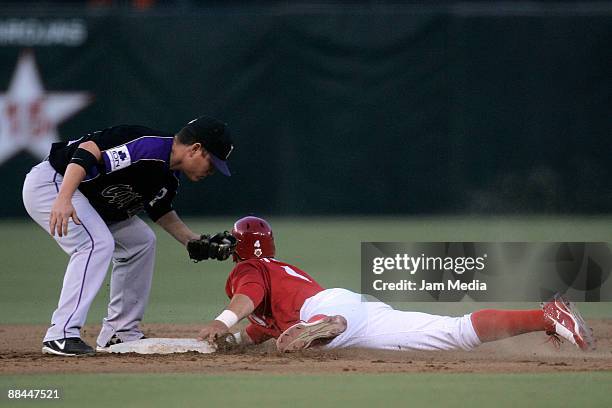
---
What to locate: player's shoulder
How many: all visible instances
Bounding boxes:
[232,258,264,272]
[238,257,303,272]
[261,258,299,269]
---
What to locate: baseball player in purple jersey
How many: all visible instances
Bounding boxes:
[22,116,235,356]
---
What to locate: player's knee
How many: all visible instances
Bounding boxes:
[98,239,115,260]
[85,230,115,260]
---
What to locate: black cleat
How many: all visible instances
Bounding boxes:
[97,334,146,352]
[106,334,124,347]
[42,338,95,356]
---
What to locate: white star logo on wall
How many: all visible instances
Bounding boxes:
[0,51,91,164]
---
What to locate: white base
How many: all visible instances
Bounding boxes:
[101,338,216,354]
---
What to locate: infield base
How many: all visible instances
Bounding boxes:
[102,338,216,354]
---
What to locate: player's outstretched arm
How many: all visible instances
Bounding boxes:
[155,211,200,245]
[197,294,255,343]
[156,214,236,261]
[49,141,101,237]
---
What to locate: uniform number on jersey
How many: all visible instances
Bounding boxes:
[149,187,168,207]
[281,265,311,282]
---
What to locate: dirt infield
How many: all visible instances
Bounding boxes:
[2,320,611,375]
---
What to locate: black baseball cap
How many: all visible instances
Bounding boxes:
[178,116,234,176]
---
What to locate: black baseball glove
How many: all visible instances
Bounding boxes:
[187,231,237,262]
[209,231,238,261]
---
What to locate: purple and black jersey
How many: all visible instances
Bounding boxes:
[48,125,179,223]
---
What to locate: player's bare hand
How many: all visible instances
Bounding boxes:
[197,320,229,343]
[49,196,81,237]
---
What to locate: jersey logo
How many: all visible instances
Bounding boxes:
[105,145,131,173]
[281,265,311,282]
[101,184,142,210]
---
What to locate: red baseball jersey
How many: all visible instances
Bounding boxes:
[225,257,325,344]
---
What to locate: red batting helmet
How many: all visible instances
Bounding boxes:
[231,216,276,261]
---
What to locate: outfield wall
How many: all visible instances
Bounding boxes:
[0,3,610,217]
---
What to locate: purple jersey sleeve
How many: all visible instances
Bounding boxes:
[101,136,173,174]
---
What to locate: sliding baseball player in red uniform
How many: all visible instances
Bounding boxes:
[198,216,595,353]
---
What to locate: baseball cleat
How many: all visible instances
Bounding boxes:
[541,294,595,351]
[42,338,95,356]
[276,315,347,352]
[96,334,146,352]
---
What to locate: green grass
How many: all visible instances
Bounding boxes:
[1,217,611,407]
[1,372,611,408]
[1,216,611,325]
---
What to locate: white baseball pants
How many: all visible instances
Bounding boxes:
[300,288,482,351]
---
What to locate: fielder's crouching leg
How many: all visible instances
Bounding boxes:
[97,216,157,348]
